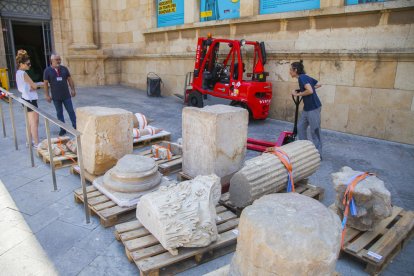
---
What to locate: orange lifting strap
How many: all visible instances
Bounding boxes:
[265,147,295,192]
[340,172,374,249]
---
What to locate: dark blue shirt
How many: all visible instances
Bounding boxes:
[298,74,322,111]
[43,66,71,101]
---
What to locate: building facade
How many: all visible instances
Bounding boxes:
[1,0,414,144]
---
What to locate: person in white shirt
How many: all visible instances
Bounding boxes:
[15,49,43,148]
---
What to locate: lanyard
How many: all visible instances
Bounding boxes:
[54,67,61,77]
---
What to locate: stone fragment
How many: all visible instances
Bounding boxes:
[136,174,221,255]
[229,140,320,208]
[66,139,77,154]
[229,193,341,276]
[93,154,163,207]
[39,136,70,150]
[132,112,148,129]
[182,105,248,184]
[332,166,392,231]
[151,141,182,160]
[77,106,133,175]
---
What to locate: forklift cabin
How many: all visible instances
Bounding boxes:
[186,36,272,120]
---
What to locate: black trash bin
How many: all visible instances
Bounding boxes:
[147,72,162,97]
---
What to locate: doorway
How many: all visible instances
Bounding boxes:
[1,19,52,87]
[13,22,46,82]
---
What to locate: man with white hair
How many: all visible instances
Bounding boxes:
[43,54,76,136]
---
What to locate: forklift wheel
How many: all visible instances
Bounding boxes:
[188,91,204,108]
[230,101,253,119]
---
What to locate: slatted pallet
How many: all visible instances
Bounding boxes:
[70,164,100,183]
[114,205,239,276]
[37,148,77,168]
[177,171,192,182]
[139,149,182,175]
[133,132,171,149]
[74,185,136,227]
[341,206,414,275]
[219,180,324,216]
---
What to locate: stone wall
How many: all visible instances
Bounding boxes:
[50,0,414,144]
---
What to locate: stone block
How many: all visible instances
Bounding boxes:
[321,103,349,132]
[268,60,291,82]
[354,61,397,89]
[320,60,355,86]
[269,97,288,121]
[287,18,310,31]
[346,106,387,139]
[388,9,414,25]
[182,105,248,183]
[315,13,380,29]
[371,88,414,111]
[235,22,280,36]
[395,62,414,91]
[384,110,414,144]
[104,60,120,74]
[118,32,133,44]
[229,193,341,276]
[77,106,133,175]
[271,81,293,100]
[335,86,372,106]
[240,0,254,17]
[302,60,321,81]
[317,84,336,104]
[320,0,343,8]
[136,175,221,255]
[332,166,392,231]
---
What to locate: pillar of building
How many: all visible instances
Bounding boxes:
[69,0,97,49]
[240,0,259,17]
[184,0,199,24]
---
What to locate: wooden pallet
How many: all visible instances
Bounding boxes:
[177,171,192,182]
[74,185,136,227]
[341,206,414,275]
[139,149,182,175]
[70,164,101,183]
[219,180,324,216]
[37,147,77,168]
[133,132,171,149]
[114,205,239,276]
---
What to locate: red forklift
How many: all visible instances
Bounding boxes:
[183,35,272,120]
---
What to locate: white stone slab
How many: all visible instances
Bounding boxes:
[93,176,170,207]
[182,105,248,183]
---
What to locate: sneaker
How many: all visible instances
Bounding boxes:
[59,129,67,136]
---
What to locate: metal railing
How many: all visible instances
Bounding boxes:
[0,87,90,223]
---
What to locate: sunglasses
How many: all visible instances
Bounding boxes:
[25,62,31,66]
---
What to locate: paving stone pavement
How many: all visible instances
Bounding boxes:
[0,85,413,276]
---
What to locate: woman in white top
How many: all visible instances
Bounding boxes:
[16,49,41,147]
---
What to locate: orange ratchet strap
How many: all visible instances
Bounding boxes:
[340,172,374,249]
[265,147,295,192]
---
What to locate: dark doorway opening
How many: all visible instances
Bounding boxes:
[12,22,46,82]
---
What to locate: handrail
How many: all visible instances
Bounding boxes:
[1,88,81,136]
[0,86,90,224]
